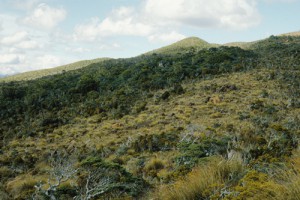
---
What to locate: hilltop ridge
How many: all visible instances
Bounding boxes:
[2,31,300,82]
[279,31,300,37]
[146,36,218,55]
[0,57,110,82]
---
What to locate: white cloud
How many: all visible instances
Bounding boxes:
[148,31,186,43]
[0,21,3,32]
[11,0,40,10]
[144,0,261,30]
[0,31,40,50]
[0,67,17,75]
[111,6,135,18]
[74,0,260,42]
[262,0,298,2]
[68,47,91,53]
[0,54,23,64]
[100,18,153,36]
[35,55,63,69]
[0,54,66,76]
[73,18,103,41]
[16,40,40,49]
[21,3,67,30]
[8,48,25,54]
[99,43,121,50]
[0,14,21,35]
[262,0,299,3]
[74,7,154,41]
[1,31,28,45]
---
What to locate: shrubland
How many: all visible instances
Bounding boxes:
[0,35,299,199]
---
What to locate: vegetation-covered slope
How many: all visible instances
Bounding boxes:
[0,58,110,83]
[0,35,300,200]
[2,33,297,83]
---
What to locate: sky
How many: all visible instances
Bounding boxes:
[0,0,300,76]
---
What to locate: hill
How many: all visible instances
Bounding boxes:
[224,32,300,49]
[224,40,258,49]
[2,33,299,83]
[146,37,219,55]
[279,31,300,37]
[0,57,110,82]
[0,34,300,199]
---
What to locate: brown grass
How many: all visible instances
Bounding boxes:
[154,156,244,200]
[276,150,300,200]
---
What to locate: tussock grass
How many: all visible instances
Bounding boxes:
[155,156,244,200]
[275,150,300,200]
[6,175,40,199]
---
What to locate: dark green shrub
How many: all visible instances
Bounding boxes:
[250,99,264,110]
[161,91,170,100]
[131,132,179,153]
[176,136,230,168]
[172,84,184,95]
[76,74,98,94]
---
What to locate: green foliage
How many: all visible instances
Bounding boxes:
[56,183,77,199]
[161,91,170,100]
[0,46,258,140]
[176,136,231,168]
[131,132,179,153]
[76,74,99,94]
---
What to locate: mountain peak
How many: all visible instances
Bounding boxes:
[174,36,209,46]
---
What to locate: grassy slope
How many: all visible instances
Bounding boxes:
[224,32,300,49]
[0,58,110,82]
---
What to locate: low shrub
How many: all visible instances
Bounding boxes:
[144,158,165,178]
[131,132,179,153]
[175,136,230,168]
[227,170,285,200]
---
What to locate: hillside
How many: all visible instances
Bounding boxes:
[0,34,300,200]
[224,32,300,49]
[0,58,110,83]
[1,33,298,83]
[2,37,216,82]
[224,41,258,49]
